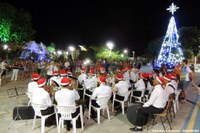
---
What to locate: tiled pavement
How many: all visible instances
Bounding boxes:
[0,73,200,133]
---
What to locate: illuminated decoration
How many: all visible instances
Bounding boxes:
[78,45,87,51]
[157,3,184,68]
[20,41,49,61]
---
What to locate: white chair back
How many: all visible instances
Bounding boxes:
[32,103,48,116]
[96,96,111,107]
[56,106,77,120]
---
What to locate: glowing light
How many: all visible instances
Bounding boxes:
[69,46,75,52]
[167,3,179,15]
[3,44,8,50]
[106,41,114,56]
[123,49,128,54]
[20,41,49,61]
[57,50,62,55]
[157,3,184,68]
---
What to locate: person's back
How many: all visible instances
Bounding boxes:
[91,83,112,106]
[55,89,80,106]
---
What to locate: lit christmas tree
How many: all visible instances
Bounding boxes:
[157,3,184,68]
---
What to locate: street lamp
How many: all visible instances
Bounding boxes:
[123,49,128,54]
[3,44,8,50]
[106,41,114,56]
[57,50,62,55]
[69,46,75,60]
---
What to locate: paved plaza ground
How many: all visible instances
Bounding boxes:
[0,72,200,133]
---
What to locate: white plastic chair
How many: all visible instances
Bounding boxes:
[112,90,132,114]
[129,88,145,103]
[143,86,154,102]
[174,89,182,113]
[56,105,84,133]
[88,96,111,124]
[26,91,32,106]
[31,103,56,133]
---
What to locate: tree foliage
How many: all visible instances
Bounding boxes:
[0,3,35,44]
[92,46,128,61]
[179,27,200,57]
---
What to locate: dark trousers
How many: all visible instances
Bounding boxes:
[41,106,56,125]
[136,106,164,126]
[64,108,81,128]
[113,94,124,108]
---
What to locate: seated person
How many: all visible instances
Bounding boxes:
[112,74,131,111]
[129,76,167,131]
[90,76,112,118]
[32,78,55,126]
[55,77,82,131]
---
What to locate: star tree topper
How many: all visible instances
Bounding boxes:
[167,3,179,15]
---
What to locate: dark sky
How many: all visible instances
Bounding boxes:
[1,0,200,55]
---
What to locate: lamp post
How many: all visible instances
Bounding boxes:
[69,46,75,60]
[106,41,114,57]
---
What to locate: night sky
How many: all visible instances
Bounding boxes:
[1,0,200,55]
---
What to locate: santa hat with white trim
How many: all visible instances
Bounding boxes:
[37,78,46,87]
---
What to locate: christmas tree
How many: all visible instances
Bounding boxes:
[157,3,184,68]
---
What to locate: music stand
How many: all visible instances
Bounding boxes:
[7,86,26,129]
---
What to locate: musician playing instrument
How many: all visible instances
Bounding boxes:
[129,76,167,131]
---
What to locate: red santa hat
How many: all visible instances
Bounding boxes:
[89,69,95,75]
[37,78,46,87]
[60,77,71,86]
[140,72,148,79]
[60,69,67,76]
[32,73,40,80]
[164,74,172,81]
[81,68,86,73]
[148,73,153,78]
[116,74,123,80]
[169,72,176,79]
[156,76,166,85]
[53,71,59,76]
[99,76,106,83]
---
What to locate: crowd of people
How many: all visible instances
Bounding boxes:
[1,58,200,131]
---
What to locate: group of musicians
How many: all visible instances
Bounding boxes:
[27,64,179,132]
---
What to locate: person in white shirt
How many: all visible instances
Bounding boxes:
[27,73,40,93]
[46,61,58,84]
[169,72,178,90]
[55,77,81,131]
[78,68,87,86]
[32,78,55,126]
[49,71,61,87]
[112,74,131,111]
[132,73,147,97]
[164,74,175,101]
[0,59,8,85]
[130,76,167,131]
[90,76,112,118]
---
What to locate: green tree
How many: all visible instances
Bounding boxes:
[179,27,200,57]
[0,3,35,44]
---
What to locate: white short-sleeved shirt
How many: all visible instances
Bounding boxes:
[115,80,131,101]
[78,73,87,85]
[164,83,175,101]
[134,79,146,91]
[27,81,38,93]
[32,87,52,109]
[143,84,167,108]
[55,88,80,107]
[91,84,112,106]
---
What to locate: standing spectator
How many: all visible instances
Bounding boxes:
[179,59,193,102]
[46,61,58,85]
[11,60,19,81]
[0,59,8,85]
